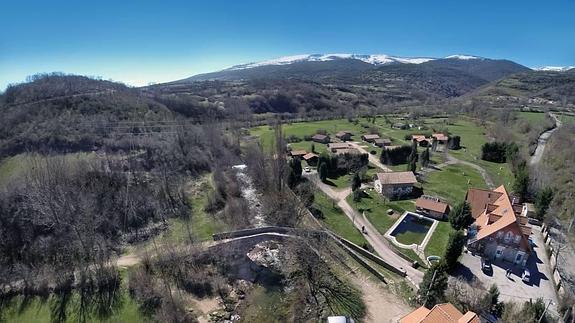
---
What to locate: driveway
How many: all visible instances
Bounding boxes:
[455,225,558,312]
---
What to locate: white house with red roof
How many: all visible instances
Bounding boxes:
[466,185,532,267]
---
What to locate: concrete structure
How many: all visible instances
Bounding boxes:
[311,134,330,144]
[374,171,417,199]
[466,185,532,267]
[415,195,450,220]
[399,303,479,323]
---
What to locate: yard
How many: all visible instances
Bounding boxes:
[424,221,454,258]
[422,164,488,205]
[347,189,416,236]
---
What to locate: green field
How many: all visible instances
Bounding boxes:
[516,111,547,123]
[422,164,487,205]
[424,221,455,258]
[0,289,148,323]
[313,191,368,246]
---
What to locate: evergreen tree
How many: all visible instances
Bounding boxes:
[420,147,430,168]
[418,262,448,308]
[311,143,316,153]
[351,172,361,192]
[449,201,473,230]
[408,158,417,173]
[513,162,530,201]
[535,187,553,220]
[443,230,466,271]
[318,162,328,182]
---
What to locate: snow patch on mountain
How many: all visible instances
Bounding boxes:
[227,53,435,70]
[444,54,483,60]
[534,66,575,72]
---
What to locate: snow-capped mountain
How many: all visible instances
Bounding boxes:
[227,53,436,70]
[534,66,575,72]
[178,53,530,83]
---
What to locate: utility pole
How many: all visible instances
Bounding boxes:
[538,299,552,323]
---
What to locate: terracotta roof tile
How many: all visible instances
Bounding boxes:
[400,303,478,323]
[416,196,449,214]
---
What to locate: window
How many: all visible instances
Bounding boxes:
[497,231,503,238]
[514,235,521,243]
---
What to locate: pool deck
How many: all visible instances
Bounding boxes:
[384,211,438,260]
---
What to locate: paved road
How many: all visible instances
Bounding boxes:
[305,173,424,285]
[457,225,558,313]
[530,113,562,166]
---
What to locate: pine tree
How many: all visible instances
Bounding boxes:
[449,201,473,230]
[535,187,553,220]
[420,147,430,168]
[318,162,328,182]
[351,172,361,192]
[418,262,448,308]
[443,230,466,271]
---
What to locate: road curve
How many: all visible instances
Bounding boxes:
[530,113,562,166]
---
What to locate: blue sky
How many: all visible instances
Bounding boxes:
[1,0,574,90]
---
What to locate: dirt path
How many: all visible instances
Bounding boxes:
[345,270,412,322]
[305,174,423,285]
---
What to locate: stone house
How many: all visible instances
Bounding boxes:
[374,171,417,199]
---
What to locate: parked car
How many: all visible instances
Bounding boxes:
[522,269,531,283]
[481,258,492,274]
[304,167,311,173]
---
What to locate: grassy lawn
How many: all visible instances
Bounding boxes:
[424,221,455,258]
[346,190,415,235]
[325,173,352,189]
[422,164,487,205]
[314,191,368,246]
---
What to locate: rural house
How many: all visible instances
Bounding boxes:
[374,138,392,147]
[335,130,353,141]
[302,152,318,165]
[432,133,448,143]
[411,135,430,147]
[374,171,417,199]
[361,134,380,143]
[289,150,307,158]
[399,302,479,323]
[328,142,350,153]
[311,134,330,144]
[466,185,532,267]
[415,195,450,220]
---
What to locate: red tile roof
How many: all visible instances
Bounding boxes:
[416,196,449,214]
[467,185,532,252]
[400,303,479,323]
